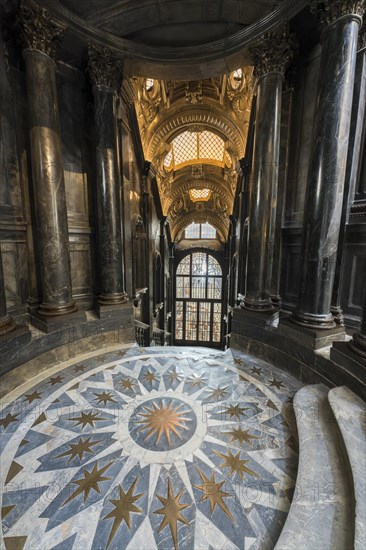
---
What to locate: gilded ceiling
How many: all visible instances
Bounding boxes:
[133,69,254,241]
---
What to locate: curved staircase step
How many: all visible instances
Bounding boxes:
[329,386,366,550]
[275,384,354,550]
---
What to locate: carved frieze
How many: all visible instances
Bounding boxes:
[18,0,66,58]
[310,0,365,28]
[87,43,123,90]
[250,27,298,78]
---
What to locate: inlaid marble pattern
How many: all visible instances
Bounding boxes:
[0,345,302,550]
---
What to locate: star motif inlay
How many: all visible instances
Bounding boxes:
[93,391,117,406]
[166,368,183,384]
[269,377,285,390]
[251,367,262,376]
[48,375,64,386]
[0,412,19,429]
[62,461,113,506]
[223,426,261,446]
[55,436,102,463]
[69,411,107,429]
[136,400,190,446]
[74,364,86,373]
[104,478,144,548]
[154,479,190,550]
[193,467,234,521]
[208,385,229,399]
[187,374,206,389]
[119,377,135,392]
[143,371,157,383]
[24,390,42,403]
[224,404,250,419]
[214,449,257,480]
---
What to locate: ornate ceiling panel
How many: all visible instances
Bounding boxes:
[133,70,254,242]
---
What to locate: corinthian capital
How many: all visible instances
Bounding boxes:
[87,43,123,91]
[310,1,365,28]
[250,27,298,79]
[18,0,66,58]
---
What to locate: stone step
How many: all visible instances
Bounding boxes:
[275,384,354,550]
[328,386,366,550]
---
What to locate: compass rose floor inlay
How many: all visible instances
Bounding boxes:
[0,345,302,550]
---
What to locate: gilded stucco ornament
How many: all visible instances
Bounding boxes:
[250,27,298,79]
[310,0,365,27]
[226,67,255,115]
[87,43,123,90]
[185,81,203,104]
[18,0,66,58]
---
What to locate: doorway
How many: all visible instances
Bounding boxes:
[174,251,223,347]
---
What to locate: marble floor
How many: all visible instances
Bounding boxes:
[0,345,302,550]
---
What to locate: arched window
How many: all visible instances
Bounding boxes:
[175,252,222,345]
[164,131,231,170]
[184,222,217,239]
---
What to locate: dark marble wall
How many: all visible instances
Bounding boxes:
[280,46,321,312]
[0,28,34,320]
[57,62,96,309]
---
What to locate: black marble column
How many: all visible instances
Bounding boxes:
[291,1,364,330]
[19,1,76,317]
[88,45,127,311]
[0,247,16,335]
[331,25,366,325]
[242,29,297,313]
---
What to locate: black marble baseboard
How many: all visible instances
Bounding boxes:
[231,309,366,401]
[0,305,134,378]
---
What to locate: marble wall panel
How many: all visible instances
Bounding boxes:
[0,240,28,309]
[340,223,366,327]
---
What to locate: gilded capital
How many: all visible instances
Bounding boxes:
[250,28,298,79]
[18,0,66,58]
[87,43,123,91]
[310,0,365,28]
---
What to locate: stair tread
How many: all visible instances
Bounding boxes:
[329,386,366,550]
[275,384,354,550]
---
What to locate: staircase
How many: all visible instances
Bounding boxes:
[275,385,366,550]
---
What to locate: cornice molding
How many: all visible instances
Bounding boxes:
[36,0,309,77]
[18,0,66,58]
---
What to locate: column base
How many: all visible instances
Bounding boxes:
[242,296,275,312]
[330,340,365,381]
[96,300,131,320]
[279,317,346,350]
[290,310,336,330]
[0,315,17,336]
[271,294,282,308]
[98,292,128,307]
[30,309,86,334]
[331,305,345,327]
[235,305,279,328]
[348,332,366,359]
[38,301,78,317]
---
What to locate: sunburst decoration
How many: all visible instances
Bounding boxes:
[136,400,191,446]
[55,436,102,463]
[61,461,113,506]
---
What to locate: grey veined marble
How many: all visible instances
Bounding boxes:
[329,386,366,550]
[275,384,354,550]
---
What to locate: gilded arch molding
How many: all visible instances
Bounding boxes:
[146,105,246,162]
